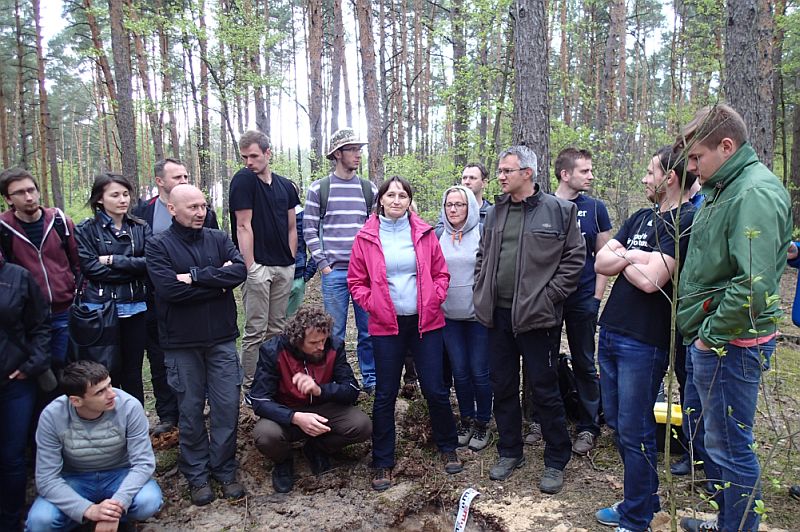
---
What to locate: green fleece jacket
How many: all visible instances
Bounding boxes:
[677,143,792,347]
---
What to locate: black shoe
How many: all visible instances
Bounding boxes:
[152,419,177,437]
[272,458,295,493]
[190,483,215,506]
[303,441,332,475]
[671,454,703,476]
[442,451,463,474]
[221,480,246,499]
[790,484,800,500]
[539,466,564,494]
[489,456,525,481]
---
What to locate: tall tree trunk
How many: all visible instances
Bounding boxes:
[157,12,180,159]
[330,0,345,132]
[451,0,468,168]
[33,0,64,209]
[308,0,324,173]
[0,82,8,168]
[790,76,800,222]
[84,0,118,102]
[263,0,271,136]
[108,0,140,189]
[356,0,384,182]
[724,0,774,168]
[128,3,164,162]
[198,0,211,193]
[14,0,29,167]
[511,0,550,190]
[559,0,570,126]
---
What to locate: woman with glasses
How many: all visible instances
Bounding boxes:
[438,185,492,452]
[75,173,151,404]
[348,175,462,491]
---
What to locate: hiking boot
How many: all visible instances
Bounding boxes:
[524,422,542,445]
[190,483,215,506]
[372,468,391,491]
[303,441,332,475]
[595,501,622,526]
[572,430,596,456]
[679,516,719,532]
[539,466,564,494]
[790,484,800,500]
[468,421,490,452]
[457,419,474,447]
[671,454,703,476]
[221,480,245,499]
[271,458,294,494]
[442,451,463,474]
[152,419,177,437]
[489,456,525,481]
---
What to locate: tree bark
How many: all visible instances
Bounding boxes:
[108,0,139,189]
[451,0,468,168]
[511,0,550,191]
[198,0,211,193]
[724,0,774,168]
[356,0,384,183]
[330,0,345,132]
[33,0,64,209]
[307,0,324,173]
[0,82,8,168]
[14,0,29,167]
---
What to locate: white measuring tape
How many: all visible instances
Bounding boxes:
[454,487,481,532]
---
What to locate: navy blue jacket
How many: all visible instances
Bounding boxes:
[294,209,317,281]
[134,195,219,230]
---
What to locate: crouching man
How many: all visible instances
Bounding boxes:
[251,306,372,493]
[26,361,162,531]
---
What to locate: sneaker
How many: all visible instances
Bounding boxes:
[271,458,294,494]
[457,419,474,447]
[242,393,253,408]
[595,501,622,526]
[679,516,719,532]
[489,456,525,481]
[221,480,245,499]
[303,441,332,475]
[539,466,564,494]
[152,419,177,436]
[442,451,463,474]
[190,483,215,506]
[572,430,596,456]
[524,422,542,445]
[372,467,391,491]
[468,421,490,452]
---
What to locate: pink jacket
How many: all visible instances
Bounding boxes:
[347,211,449,336]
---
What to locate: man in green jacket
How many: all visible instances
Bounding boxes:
[675,104,792,532]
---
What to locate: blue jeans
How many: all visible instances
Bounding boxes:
[165,341,243,486]
[322,268,374,388]
[50,310,70,370]
[0,379,37,530]
[682,345,721,487]
[371,316,458,468]
[689,339,774,532]
[25,469,162,531]
[442,318,492,424]
[598,328,666,531]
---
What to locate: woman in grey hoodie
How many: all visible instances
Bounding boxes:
[439,185,492,451]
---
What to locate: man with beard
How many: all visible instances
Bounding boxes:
[250,306,372,493]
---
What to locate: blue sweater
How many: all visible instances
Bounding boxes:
[379,213,418,316]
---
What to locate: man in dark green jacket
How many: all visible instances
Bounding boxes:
[675,104,792,532]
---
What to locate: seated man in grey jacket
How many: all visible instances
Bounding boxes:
[26,361,162,532]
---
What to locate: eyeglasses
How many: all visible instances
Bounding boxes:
[341,146,362,153]
[497,168,524,177]
[445,202,467,209]
[7,187,39,197]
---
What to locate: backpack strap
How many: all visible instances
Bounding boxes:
[360,178,375,214]
[318,176,331,220]
[0,225,12,262]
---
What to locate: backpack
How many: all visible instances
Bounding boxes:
[318,176,375,220]
[0,208,71,264]
[558,353,582,422]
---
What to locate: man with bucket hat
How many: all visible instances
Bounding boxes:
[303,128,378,394]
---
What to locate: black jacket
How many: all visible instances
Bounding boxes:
[250,335,360,426]
[75,213,151,304]
[134,195,219,230]
[0,257,51,387]
[146,220,246,349]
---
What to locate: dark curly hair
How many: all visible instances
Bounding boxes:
[284,306,334,347]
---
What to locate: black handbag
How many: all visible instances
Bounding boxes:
[69,285,122,375]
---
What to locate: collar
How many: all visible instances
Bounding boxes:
[170,219,203,241]
[701,142,759,196]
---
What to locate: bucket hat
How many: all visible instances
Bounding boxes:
[326,128,367,160]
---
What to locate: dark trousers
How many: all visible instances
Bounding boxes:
[371,315,458,468]
[113,312,147,404]
[561,300,601,435]
[253,403,372,462]
[489,308,571,470]
[146,313,179,423]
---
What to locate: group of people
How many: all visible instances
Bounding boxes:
[0,102,789,532]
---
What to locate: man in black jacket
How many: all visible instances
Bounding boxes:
[135,158,218,435]
[251,306,372,493]
[146,184,247,507]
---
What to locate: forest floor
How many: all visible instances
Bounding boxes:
[135,272,800,531]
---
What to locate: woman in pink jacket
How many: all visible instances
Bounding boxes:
[348,176,462,491]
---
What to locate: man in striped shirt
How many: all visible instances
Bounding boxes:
[303,128,378,394]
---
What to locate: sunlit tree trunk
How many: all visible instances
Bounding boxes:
[108,0,139,189]
[356,0,384,182]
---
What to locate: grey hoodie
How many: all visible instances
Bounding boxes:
[438,186,481,320]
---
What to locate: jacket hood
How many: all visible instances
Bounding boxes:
[440,185,480,236]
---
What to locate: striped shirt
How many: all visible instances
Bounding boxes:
[303,173,378,270]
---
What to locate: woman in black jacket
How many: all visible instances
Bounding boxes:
[0,252,50,530]
[75,173,151,403]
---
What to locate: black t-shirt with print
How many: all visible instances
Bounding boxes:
[229,168,300,267]
[599,204,695,349]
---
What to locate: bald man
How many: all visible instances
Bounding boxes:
[146,184,248,506]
